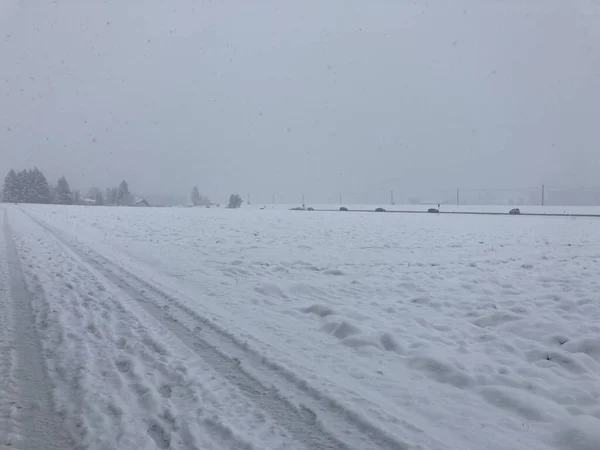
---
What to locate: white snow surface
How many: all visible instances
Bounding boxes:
[2,204,600,450]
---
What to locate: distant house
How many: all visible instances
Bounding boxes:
[81,197,96,205]
[134,197,150,207]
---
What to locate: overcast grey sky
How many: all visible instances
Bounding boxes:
[1,0,599,203]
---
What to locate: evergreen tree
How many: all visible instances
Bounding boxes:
[95,191,104,206]
[16,170,29,203]
[3,169,19,203]
[55,176,72,205]
[199,194,210,206]
[227,193,243,209]
[24,169,37,203]
[49,184,58,204]
[29,168,51,204]
[117,180,132,206]
[28,169,38,203]
[105,187,118,205]
[3,168,50,204]
[72,189,81,205]
[38,169,51,204]
[191,186,201,206]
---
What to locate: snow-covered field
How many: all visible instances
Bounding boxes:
[2,204,600,450]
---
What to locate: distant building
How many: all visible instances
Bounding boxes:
[81,197,96,205]
[134,197,150,207]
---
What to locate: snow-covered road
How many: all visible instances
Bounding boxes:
[1,210,74,450]
[2,205,600,450]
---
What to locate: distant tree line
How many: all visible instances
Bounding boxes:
[101,180,134,206]
[189,186,243,209]
[3,169,239,209]
[2,168,53,204]
[2,169,137,206]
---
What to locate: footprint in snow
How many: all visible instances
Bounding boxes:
[116,338,127,349]
[159,385,172,399]
[115,358,131,374]
[147,420,171,449]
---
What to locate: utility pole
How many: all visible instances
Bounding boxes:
[541,185,545,206]
[457,188,460,206]
[247,193,251,205]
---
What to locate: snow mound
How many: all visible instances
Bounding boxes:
[380,332,404,354]
[321,319,361,340]
[472,311,523,328]
[302,304,335,318]
[408,354,474,388]
[341,336,383,351]
[478,386,553,422]
[562,337,600,362]
[289,283,326,299]
[410,296,441,308]
[321,268,345,276]
[525,349,591,374]
[554,416,600,450]
[306,308,404,355]
[546,334,571,347]
[254,282,288,299]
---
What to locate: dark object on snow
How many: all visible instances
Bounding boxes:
[339,207,348,211]
[307,207,315,211]
[375,207,386,212]
[428,208,439,213]
[509,208,521,215]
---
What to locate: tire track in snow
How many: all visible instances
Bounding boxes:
[25,210,414,450]
[0,210,15,448]
[13,210,290,450]
[1,210,74,450]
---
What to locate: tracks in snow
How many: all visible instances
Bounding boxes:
[1,210,74,450]
[24,210,413,450]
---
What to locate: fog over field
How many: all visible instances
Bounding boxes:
[1,1,599,203]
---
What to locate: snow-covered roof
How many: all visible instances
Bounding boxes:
[134,197,150,206]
